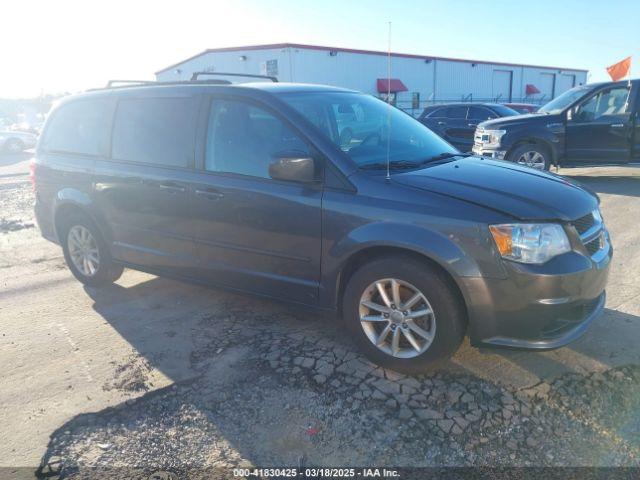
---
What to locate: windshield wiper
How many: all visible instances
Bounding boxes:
[359,160,422,170]
[420,152,472,164]
[360,153,472,171]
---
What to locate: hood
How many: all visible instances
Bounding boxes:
[479,112,562,130]
[392,157,598,221]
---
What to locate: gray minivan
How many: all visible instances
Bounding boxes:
[33,80,611,373]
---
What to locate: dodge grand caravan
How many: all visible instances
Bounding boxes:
[33,80,612,373]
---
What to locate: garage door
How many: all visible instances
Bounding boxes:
[556,74,576,95]
[539,73,555,101]
[492,70,513,102]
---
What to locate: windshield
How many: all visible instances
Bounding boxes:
[539,85,591,114]
[278,91,457,168]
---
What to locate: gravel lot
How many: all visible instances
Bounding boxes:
[1,159,639,478]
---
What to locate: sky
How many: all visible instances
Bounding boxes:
[2,0,639,98]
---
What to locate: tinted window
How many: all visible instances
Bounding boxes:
[467,106,496,120]
[443,106,467,119]
[112,97,196,167]
[574,87,631,122]
[42,99,111,156]
[428,107,448,118]
[205,99,309,179]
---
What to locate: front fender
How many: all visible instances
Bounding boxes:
[503,128,563,165]
[320,221,493,309]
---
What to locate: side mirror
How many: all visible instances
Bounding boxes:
[269,152,317,183]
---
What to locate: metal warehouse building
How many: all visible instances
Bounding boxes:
[155,43,587,114]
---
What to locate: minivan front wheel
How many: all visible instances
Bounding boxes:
[60,215,124,287]
[343,256,466,373]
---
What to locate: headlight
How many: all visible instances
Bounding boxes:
[489,223,570,264]
[479,129,506,148]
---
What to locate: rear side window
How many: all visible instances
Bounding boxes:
[112,97,196,168]
[41,99,111,156]
[467,106,496,120]
[443,106,468,119]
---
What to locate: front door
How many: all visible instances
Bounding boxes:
[566,84,634,164]
[423,106,470,151]
[191,96,323,305]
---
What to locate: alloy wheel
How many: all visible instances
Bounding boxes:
[67,225,100,277]
[516,150,546,170]
[359,278,436,358]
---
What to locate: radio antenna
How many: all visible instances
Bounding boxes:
[385,21,392,181]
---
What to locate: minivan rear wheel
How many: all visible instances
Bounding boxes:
[342,255,466,374]
[60,214,124,287]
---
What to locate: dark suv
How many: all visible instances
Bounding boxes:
[34,81,611,373]
[418,103,519,152]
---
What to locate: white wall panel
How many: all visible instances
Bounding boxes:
[155,46,588,107]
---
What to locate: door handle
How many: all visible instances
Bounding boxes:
[610,123,625,128]
[437,121,447,126]
[158,182,186,193]
[468,123,477,127]
[195,188,224,200]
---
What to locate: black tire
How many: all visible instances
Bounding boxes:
[507,143,550,171]
[5,138,24,153]
[342,255,466,374]
[59,213,124,287]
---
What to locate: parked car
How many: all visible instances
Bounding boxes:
[33,81,611,373]
[473,80,639,170]
[0,129,38,153]
[418,103,519,151]
[504,103,540,114]
[10,121,44,136]
[334,102,384,148]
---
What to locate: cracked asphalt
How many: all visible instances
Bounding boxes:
[1,155,639,476]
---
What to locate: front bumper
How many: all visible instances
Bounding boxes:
[462,237,612,350]
[472,144,506,159]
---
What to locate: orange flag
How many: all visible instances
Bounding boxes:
[606,57,631,81]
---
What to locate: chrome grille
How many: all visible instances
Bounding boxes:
[584,236,601,255]
[571,210,607,260]
[571,213,595,235]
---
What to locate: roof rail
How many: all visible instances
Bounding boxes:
[106,80,155,88]
[189,71,278,82]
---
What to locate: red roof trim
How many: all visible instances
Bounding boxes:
[525,84,541,95]
[155,43,588,75]
[376,78,408,93]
